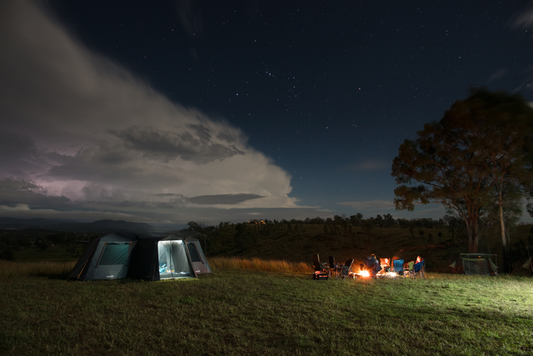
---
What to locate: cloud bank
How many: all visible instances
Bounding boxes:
[0,0,307,224]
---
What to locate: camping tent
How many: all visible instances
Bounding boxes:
[182,231,212,274]
[448,253,498,275]
[130,234,198,281]
[68,233,137,281]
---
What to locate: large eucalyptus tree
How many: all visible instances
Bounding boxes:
[392,89,533,253]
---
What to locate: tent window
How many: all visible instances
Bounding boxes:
[98,243,130,266]
[188,243,202,263]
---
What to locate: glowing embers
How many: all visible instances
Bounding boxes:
[383,271,398,278]
[356,269,398,278]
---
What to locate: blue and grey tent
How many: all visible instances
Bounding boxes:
[448,253,498,275]
[68,233,137,281]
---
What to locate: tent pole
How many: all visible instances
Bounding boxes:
[77,259,90,280]
[94,242,108,268]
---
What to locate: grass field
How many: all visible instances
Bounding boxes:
[1,259,532,355]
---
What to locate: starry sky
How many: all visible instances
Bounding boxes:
[1,0,532,226]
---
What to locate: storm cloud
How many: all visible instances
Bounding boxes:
[188,194,264,205]
[0,0,306,223]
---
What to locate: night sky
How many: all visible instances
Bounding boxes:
[1,0,532,226]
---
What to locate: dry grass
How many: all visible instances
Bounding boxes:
[0,257,311,279]
[0,260,76,278]
[210,256,313,274]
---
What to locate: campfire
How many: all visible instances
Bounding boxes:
[312,253,426,280]
[359,270,370,277]
[345,255,425,279]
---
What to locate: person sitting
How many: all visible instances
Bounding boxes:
[364,254,382,277]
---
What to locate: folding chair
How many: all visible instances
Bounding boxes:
[338,258,355,279]
[403,261,415,278]
[413,260,426,278]
[312,254,329,280]
[391,259,404,275]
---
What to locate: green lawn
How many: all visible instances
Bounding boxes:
[1,269,532,355]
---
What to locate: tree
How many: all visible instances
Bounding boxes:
[187,221,213,234]
[383,213,396,228]
[392,89,533,253]
[455,89,533,269]
[486,182,524,272]
[349,213,363,226]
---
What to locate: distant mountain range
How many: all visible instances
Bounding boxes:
[0,217,155,233]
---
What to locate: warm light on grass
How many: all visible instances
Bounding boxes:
[209,256,313,274]
[0,258,532,355]
[1,269,532,355]
[0,260,76,278]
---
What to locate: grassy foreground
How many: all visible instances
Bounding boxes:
[1,261,532,355]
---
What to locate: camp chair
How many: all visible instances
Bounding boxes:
[403,261,415,278]
[328,256,342,278]
[312,254,330,279]
[338,258,355,280]
[391,259,404,275]
[413,260,426,278]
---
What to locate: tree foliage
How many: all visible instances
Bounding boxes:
[392,88,533,253]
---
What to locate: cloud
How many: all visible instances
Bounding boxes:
[0,204,31,212]
[0,177,325,224]
[0,0,306,223]
[188,194,263,205]
[508,4,533,92]
[510,6,533,30]
[176,0,204,39]
[0,178,72,210]
[110,125,245,164]
[487,69,507,83]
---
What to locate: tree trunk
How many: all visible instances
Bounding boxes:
[465,210,479,253]
[468,228,479,253]
[499,189,510,273]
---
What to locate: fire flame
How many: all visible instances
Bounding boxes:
[360,270,370,277]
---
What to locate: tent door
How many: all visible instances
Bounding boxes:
[157,240,194,279]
